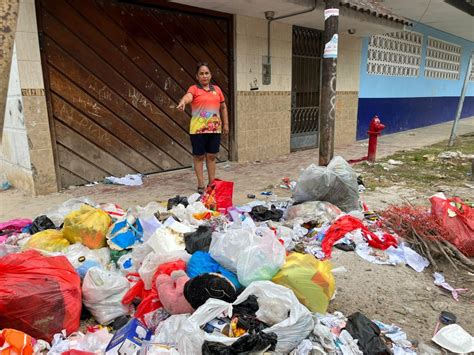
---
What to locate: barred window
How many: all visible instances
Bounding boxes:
[424,37,462,80]
[367,31,423,77]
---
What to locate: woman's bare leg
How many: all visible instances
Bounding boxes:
[194,155,206,188]
[206,153,217,185]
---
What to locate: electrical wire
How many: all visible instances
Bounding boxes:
[412,0,432,29]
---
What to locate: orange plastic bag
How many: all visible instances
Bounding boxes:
[63,205,111,249]
[0,329,34,355]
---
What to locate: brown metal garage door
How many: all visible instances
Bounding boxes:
[37,0,232,188]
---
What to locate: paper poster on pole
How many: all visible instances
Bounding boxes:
[323,34,338,58]
[324,8,339,20]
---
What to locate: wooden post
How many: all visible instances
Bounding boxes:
[319,0,339,166]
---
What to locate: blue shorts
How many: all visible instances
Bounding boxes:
[190,134,221,155]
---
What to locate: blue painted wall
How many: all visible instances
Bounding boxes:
[357,23,474,140]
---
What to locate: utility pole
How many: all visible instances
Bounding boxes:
[319,0,339,166]
[448,53,473,146]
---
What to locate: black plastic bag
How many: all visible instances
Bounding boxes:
[184,226,213,254]
[30,215,56,234]
[202,332,277,354]
[167,195,188,210]
[345,312,390,355]
[249,205,283,222]
[334,240,356,252]
[233,295,269,333]
[184,273,237,309]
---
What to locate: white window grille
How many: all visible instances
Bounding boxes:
[424,37,461,80]
[367,31,422,77]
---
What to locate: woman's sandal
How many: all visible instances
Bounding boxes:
[197,186,206,194]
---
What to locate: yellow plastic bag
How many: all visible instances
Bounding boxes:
[272,252,335,313]
[23,229,70,252]
[63,205,111,249]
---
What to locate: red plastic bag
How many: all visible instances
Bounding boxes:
[430,195,474,256]
[201,179,234,212]
[0,250,81,342]
[126,260,187,323]
[322,215,398,259]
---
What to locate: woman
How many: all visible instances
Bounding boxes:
[177,62,229,194]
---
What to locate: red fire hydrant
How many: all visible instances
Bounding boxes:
[367,115,385,163]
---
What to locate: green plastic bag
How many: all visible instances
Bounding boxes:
[272,252,335,313]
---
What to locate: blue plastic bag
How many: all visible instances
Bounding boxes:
[186,251,241,289]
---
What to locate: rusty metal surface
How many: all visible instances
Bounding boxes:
[38,0,232,187]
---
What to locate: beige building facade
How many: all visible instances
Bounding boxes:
[0,0,401,195]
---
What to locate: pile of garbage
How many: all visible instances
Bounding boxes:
[1,156,473,354]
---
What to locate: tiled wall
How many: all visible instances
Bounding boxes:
[236,91,291,161]
[0,0,57,194]
[235,15,292,162]
[335,34,362,146]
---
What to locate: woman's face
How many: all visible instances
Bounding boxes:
[197,66,211,86]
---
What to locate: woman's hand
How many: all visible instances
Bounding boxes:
[177,101,186,111]
[222,124,229,135]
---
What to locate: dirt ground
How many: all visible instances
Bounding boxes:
[1,119,474,350]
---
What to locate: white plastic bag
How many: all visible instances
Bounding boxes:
[293,156,360,212]
[44,197,96,227]
[178,281,314,354]
[170,202,209,226]
[82,267,130,324]
[146,227,186,254]
[131,242,154,271]
[209,227,254,273]
[153,314,190,346]
[236,228,286,286]
[133,201,164,241]
[63,243,110,269]
[139,250,191,290]
[285,201,342,223]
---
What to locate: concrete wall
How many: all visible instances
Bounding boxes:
[358,23,474,139]
[234,16,363,161]
[235,15,292,162]
[0,44,34,193]
[0,0,57,195]
[335,34,362,146]
[0,0,19,138]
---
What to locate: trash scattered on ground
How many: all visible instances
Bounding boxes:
[105,174,144,186]
[432,324,474,353]
[438,151,474,160]
[0,156,472,354]
[0,173,11,191]
[280,177,297,190]
[432,272,469,301]
[387,159,404,165]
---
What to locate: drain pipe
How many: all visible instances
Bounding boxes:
[266,0,318,61]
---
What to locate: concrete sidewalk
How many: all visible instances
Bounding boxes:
[1,117,473,220]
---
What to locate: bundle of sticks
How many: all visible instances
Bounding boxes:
[380,204,474,273]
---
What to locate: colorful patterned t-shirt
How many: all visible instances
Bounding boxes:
[187,84,225,134]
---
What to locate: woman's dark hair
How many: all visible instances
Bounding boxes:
[196,62,210,74]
